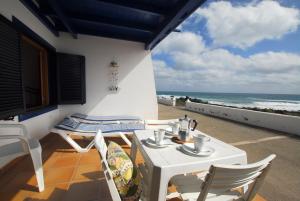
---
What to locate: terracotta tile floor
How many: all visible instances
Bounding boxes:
[0,133,266,201]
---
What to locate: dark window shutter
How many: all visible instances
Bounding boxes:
[0,15,25,119]
[57,53,86,104]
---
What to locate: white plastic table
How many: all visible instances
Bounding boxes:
[130,129,247,201]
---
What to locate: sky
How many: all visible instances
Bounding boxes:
[152,0,300,94]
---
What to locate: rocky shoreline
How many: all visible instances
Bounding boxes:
[174,96,300,117]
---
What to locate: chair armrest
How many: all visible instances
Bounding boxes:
[0,124,30,153]
[0,123,27,130]
[0,134,28,141]
[145,119,178,125]
[144,119,179,130]
[0,124,28,137]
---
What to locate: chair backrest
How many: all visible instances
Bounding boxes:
[197,154,276,201]
[94,130,122,201]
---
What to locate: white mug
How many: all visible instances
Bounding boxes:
[154,129,165,145]
[193,134,210,152]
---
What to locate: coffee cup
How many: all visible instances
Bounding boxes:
[193,134,210,152]
[154,129,165,145]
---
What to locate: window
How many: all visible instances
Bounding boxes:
[0,15,86,120]
[21,35,49,111]
[57,53,86,105]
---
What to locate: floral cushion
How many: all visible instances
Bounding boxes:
[107,141,142,201]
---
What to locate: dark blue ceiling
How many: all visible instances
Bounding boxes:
[20,0,206,49]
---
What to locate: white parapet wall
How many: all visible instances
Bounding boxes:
[157,96,176,106]
[186,101,300,135]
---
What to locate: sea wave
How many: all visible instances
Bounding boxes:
[252,101,300,111]
[247,97,300,104]
[157,95,300,111]
[209,101,300,111]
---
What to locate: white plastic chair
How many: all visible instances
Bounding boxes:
[95,130,152,201]
[171,154,276,201]
[94,130,122,201]
[144,119,178,130]
[0,124,44,192]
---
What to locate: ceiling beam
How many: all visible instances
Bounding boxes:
[57,26,149,43]
[56,18,153,39]
[46,0,77,39]
[19,0,59,37]
[70,19,154,35]
[146,0,207,50]
[46,13,155,34]
[97,0,166,16]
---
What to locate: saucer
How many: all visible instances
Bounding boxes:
[181,143,214,157]
[144,137,169,148]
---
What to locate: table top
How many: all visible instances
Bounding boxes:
[133,130,247,169]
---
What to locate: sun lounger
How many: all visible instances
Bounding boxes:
[51,115,145,153]
[55,117,145,133]
[51,114,178,153]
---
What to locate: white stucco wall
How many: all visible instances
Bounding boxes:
[56,33,158,120]
[157,96,176,106]
[186,101,300,135]
[0,0,158,142]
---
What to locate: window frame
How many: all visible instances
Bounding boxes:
[2,16,86,121]
[21,34,49,111]
[12,16,58,121]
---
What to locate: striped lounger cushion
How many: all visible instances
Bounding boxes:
[71,113,142,121]
[56,117,145,133]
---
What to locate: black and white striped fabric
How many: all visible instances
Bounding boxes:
[56,117,145,133]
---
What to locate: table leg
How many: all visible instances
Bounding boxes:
[149,167,170,201]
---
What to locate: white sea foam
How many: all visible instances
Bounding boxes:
[208,101,254,109]
[248,97,300,104]
[252,101,300,111]
[157,95,300,112]
[208,101,300,111]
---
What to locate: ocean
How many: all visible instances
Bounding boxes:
[157,91,300,112]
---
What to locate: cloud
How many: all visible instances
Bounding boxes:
[248,51,300,72]
[196,1,300,49]
[154,54,300,93]
[171,48,245,70]
[153,60,176,79]
[152,0,300,94]
[153,31,300,93]
[153,32,205,55]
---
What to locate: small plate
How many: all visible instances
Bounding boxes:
[144,137,169,148]
[181,143,214,157]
